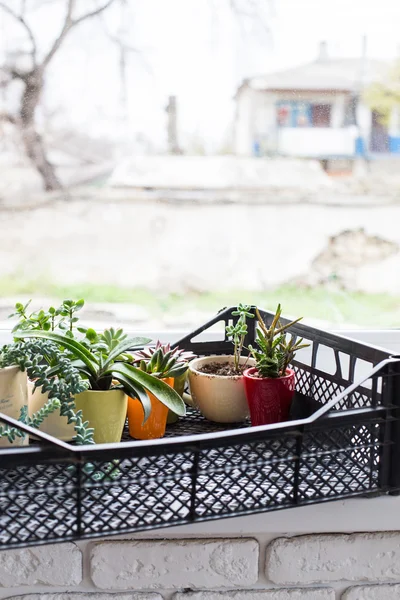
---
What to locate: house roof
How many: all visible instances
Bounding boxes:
[245,57,388,93]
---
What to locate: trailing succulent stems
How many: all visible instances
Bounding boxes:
[225,304,255,373]
[248,305,309,378]
[0,339,93,444]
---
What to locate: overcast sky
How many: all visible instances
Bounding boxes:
[1,0,400,150]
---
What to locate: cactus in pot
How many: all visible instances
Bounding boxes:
[244,305,309,426]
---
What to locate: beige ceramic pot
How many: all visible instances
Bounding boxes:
[0,366,29,447]
[188,355,255,423]
[28,381,76,441]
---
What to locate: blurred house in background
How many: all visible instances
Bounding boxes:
[235,43,400,159]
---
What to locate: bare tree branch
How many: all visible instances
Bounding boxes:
[102,24,154,76]
[230,0,273,36]
[42,0,117,67]
[2,65,31,82]
[0,111,18,125]
[0,1,37,65]
[72,0,117,27]
[0,0,119,192]
[41,0,74,67]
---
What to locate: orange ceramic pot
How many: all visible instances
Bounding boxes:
[128,377,174,440]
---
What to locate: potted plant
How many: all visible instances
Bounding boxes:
[0,363,29,447]
[128,342,193,438]
[15,328,186,444]
[29,380,75,441]
[10,299,86,440]
[131,342,196,425]
[9,298,85,336]
[0,338,92,445]
[243,305,309,426]
[188,304,255,423]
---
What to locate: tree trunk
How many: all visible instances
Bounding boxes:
[19,70,62,192]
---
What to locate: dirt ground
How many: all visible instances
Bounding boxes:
[1,155,400,327]
[1,187,400,296]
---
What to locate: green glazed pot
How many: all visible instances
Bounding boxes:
[167,372,188,425]
[75,389,128,444]
[174,371,188,397]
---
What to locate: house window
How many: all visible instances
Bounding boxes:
[276,101,312,127]
[277,101,332,128]
[311,104,332,127]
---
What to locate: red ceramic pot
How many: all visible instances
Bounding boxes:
[243,367,295,426]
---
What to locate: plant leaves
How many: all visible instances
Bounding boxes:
[85,328,98,343]
[113,373,152,423]
[110,363,186,416]
[103,337,151,370]
[14,330,99,376]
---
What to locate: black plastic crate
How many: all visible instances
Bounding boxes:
[0,306,399,550]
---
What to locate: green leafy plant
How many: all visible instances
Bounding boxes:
[364,59,400,126]
[78,327,133,359]
[14,330,186,421]
[0,339,92,444]
[10,298,85,337]
[225,304,255,372]
[249,305,309,378]
[132,342,196,378]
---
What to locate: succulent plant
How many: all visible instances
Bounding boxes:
[10,299,85,336]
[249,305,310,379]
[225,304,255,372]
[132,342,196,379]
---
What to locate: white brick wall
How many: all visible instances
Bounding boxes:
[0,532,400,599]
[266,533,400,584]
[90,539,259,590]
[0,544,82,587]
[342,584,400,599]
[173,590,335,599]
[2,596,162,600]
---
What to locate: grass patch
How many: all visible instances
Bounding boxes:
[0,277,399,327]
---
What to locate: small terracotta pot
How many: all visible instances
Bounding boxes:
[128,377,174,440]
[188,355,255,423]
[243,367,295,426]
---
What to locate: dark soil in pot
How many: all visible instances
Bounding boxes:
[197,362,250,377]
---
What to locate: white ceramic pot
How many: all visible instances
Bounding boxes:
[28,381,76,441]
[0,365,29,447]
[188,355,255,423]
